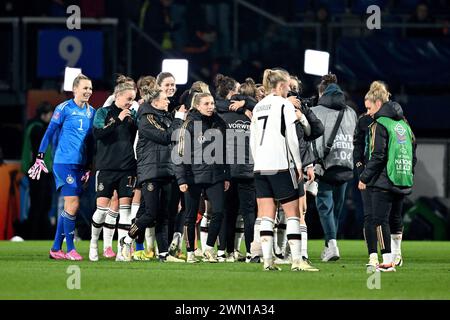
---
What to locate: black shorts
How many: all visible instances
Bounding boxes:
[95,170,136,199]
[254,169,300,203]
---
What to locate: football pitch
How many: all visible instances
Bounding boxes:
[0,240,449,300]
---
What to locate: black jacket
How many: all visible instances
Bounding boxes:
[297,105,325,166]
[219,110,253,179]
[93,104,137,171]
[360,101,417,195]
[353,113,373,178]
[215,94,257,114]
[136,102,184,183]
[175,109,231,185]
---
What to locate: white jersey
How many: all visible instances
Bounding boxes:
[102,94,140,159]
[250,94,302,172]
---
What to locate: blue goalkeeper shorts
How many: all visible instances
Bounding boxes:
[53,164,85,196]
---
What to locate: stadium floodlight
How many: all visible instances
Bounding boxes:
[63,67,82,92]
[162,59,189,85]
[304,49,330,76]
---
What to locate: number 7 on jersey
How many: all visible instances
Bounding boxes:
[257,116,268,145]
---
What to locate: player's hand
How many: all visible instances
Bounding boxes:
[28,153,48,180]
[358,181,366,190]
[244,109,253,120]
[294,108,304,120]
[288,96,301,108]
[224,181,230,191]
[178,104,187,113]
[81,170,91,183]
[179,184,188,193]
[306,166,315,182]
[229,100,245,112]
[118,109,131,121]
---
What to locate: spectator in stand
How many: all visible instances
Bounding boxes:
[407,2,440,38]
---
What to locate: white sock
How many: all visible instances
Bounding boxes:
[145,227,156,251]
[391,233,402,255]
[369,252,378,261]
[300,223,308,259]
[103,209,118,250]
[287,217,301,262]
[234,215,244,252]
[328,239,337,248]
[217,250,226,257]
[200,213,209,251]
[382,253,392,264]
[124,234,133,245]
[90,206,108,247]
[117,205,132,255]
[260,217,274,261]
[253,217,262,243]
[130,203,140,221]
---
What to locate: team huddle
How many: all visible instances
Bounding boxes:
[27,68,415,272]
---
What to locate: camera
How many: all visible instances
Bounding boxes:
[287,91,316,109]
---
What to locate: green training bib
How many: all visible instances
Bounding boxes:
[370,117,414,187]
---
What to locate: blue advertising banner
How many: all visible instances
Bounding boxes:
[37,30,103,78]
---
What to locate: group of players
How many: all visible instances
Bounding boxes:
[28,67,415,272]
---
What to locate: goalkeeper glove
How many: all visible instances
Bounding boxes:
[28,152,48,180]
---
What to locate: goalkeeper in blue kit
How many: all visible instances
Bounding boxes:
[28,74,96,260]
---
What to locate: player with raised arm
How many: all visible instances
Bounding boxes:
[28,74,95,261]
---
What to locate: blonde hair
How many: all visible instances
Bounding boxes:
[141,87,162,103]
[72,74,91,89]
[190,81,210,94]
[114,82,136,97]
[365,81,391,103]
[262,69,289,92]
[192,92,213,109]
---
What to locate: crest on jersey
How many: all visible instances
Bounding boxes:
[147,183,154,192]
[86,105,93,119]
[98,182,104,191]
[66,175,75,184]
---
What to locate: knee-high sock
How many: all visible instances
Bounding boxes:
[117,205,132,256]
[200,213,209,252]
[300,223,308,259]
[250,217,262,258]
[90,206,108,247]
[234,215,245,252]
[103,209,118,250]
[260,217,274,262]
[287,217,301,262]
[145,227,156,252]
[130,203,139,221]
[391,233,402,255]
[51,211,66,251]
[63,211,77,252]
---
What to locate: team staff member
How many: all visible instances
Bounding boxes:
[250,68,306,272]
[359,81,416,272]
[29,74,95,261]
[120,88,186,262]
[89,82,138,261]
[175,93,230,263]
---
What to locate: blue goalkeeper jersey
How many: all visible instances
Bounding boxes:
[39,99,96,165]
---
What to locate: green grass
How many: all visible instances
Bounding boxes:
[0,240,449,300]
